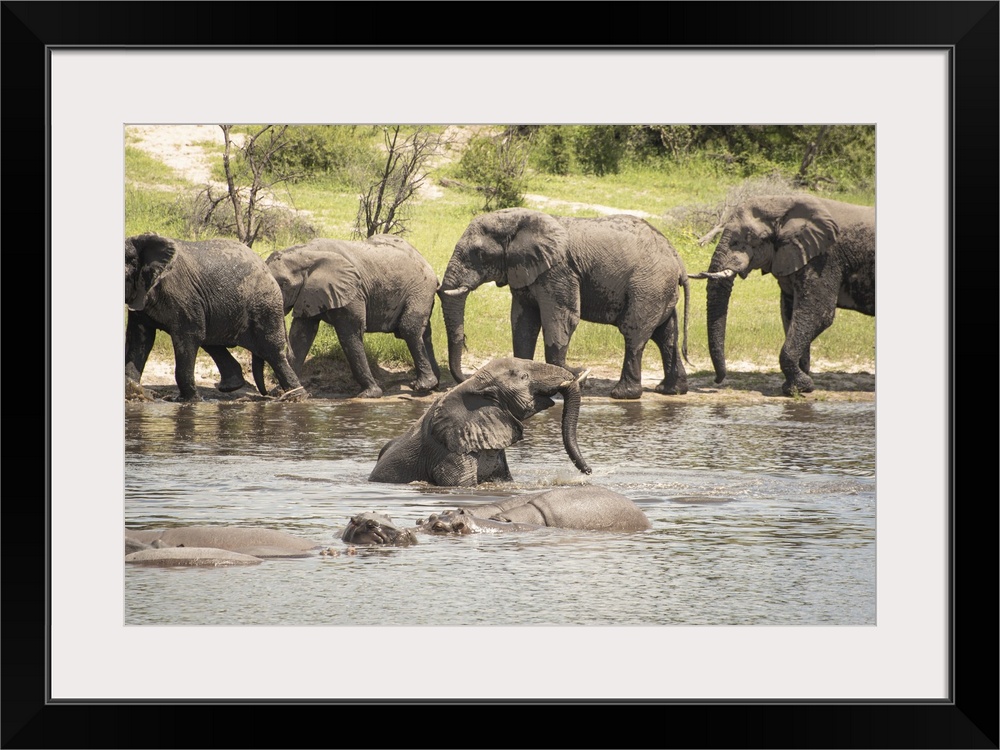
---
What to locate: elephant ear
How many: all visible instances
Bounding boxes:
[505,211,568,288]
[772,198,840,277]
[293,251,362,317]
[430,387,524,454]
[126,233,177,310]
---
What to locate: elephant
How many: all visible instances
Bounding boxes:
[368,357,591,486]
[125,233,305,402]
[340,487,652,546]
[265,236,441,398]
[437,208,690,400]
[691,194,875,396]
[124,526,323,566]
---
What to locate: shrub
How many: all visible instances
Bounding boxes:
[572,126,626,176]
[533,126,574,175]
[252,125,377,185]
[457,130,533,211]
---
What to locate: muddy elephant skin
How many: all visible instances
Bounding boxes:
[693,194,875,395]
[125,234,304,401]
[368,358,591,486]
[439,209,690,399]
[265,236,440,398]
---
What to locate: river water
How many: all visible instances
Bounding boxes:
[124,396,875,627]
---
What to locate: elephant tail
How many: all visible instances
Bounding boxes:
[681,273,691,366]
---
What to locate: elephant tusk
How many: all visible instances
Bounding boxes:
[441,286,470,297]
[575,368,591,387]
[690,269,736,280]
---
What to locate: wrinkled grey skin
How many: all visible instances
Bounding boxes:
[692,195,875,396]
[438,209,689,399]
[124,526,323,566]
[341,487,651,547]
[368,358,591,486]
[340,512,421,547]
[125,234,304,401]
[266,236,441,398]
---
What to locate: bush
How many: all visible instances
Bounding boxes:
[572,126,626,176]
[180,187,317,250]
[457,131,533,211]
[251,125,377,185]
[533,126,574,175]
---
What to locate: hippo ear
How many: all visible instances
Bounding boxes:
[772,198,840,277]
[505,210,568,288]
[126,233,176,309]
[430,387,523,453]
[293,251,362,317]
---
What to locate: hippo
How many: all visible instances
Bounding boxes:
[124,526,323,567]
[341,486,652,547]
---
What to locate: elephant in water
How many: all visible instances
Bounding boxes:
[124,526,322,567]
[125,233,305,402]
[265,235,441,398]
[341,487,652,547]
[691,194,875,395]
[437,208,690,399]
[368,357,591,486]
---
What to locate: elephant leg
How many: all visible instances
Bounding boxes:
[780,288,837,396]
[169,336,201,401]
[331,308,382,398]
[125,311,157,383]
[398,321,438,393]
[780,291,810,374]
[651,314,687,395]
[537,298,579,370]
[259,350,303,396]
[287,317,321,374]
[511,297,543,360]
[424,326,441,383]
[610,331,647,400]
[202,345,248,392]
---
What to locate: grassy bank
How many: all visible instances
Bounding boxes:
[125,129,875,381]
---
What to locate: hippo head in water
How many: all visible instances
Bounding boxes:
[417,509,475,535]
[341,512,418,547]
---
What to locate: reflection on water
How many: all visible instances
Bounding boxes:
[125,398,875,626]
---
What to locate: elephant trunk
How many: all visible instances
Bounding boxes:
[439,290,470,383]
[705,236,739,384]
[558,376,591,475]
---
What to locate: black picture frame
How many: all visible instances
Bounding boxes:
[3,2,996,748]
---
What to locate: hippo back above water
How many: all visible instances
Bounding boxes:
[341,486,651,546]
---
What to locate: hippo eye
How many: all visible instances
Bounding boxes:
[453,522,466,532]
[432,522,448,532]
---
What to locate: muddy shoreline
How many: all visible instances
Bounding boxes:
[128,353,874,405]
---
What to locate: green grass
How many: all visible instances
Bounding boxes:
[125,146,188,186]
[124,132,876,380]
